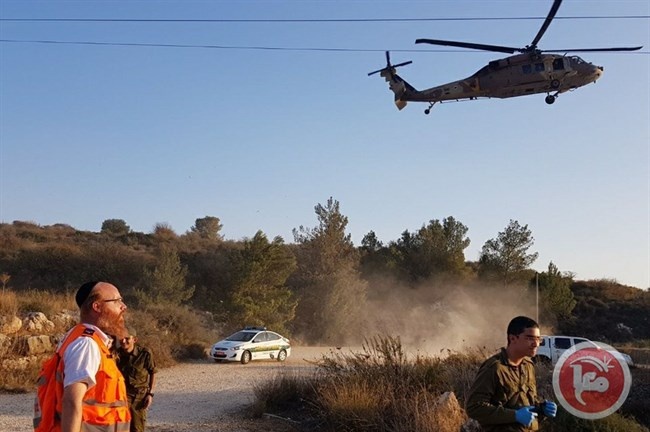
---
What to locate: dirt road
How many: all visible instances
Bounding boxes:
[0,347,332,432]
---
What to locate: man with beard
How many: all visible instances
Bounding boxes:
[466,316,557,431]
[57,281,131,432]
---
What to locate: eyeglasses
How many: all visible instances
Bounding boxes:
[102,298,125,304]
[523,335,542,343]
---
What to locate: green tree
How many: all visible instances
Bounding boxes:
[101,219,130,236]
[141,245,194,305]
[390,217,471,283]
[292,197,367,343]
[228,231,297,334]
[190,216,223,241]
[479,219,539,287]
[537,262,576,323]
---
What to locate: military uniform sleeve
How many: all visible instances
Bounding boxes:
[466,359,517,426]
[144,348,157,375]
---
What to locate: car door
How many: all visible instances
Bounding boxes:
[552,337,573,363]
[250,331,267,360]
[265,332,282,358]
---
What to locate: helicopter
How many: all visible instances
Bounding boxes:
[369,0,642,114]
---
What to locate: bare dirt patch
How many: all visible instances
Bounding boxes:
[0,347,330,432]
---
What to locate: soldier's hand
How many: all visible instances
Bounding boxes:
[515,406,537,427]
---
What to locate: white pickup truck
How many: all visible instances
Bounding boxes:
[535,335,634,367]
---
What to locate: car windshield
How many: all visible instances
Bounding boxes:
[226,331,256,342]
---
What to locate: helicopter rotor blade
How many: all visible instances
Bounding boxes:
[529,0,562,50]
[392,60,413,68]
[415,38,517,54]
[540,46,643,53]
[368,51,412,76]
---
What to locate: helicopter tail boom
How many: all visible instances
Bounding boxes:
[380,69,417,110]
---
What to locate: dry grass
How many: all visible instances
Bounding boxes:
[0,290,19,316]
[255,336,470,432]
[255,336,650,432]
[14,289,76,318]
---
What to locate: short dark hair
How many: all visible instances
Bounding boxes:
[507,316,539,337]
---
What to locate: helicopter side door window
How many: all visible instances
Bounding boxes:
[534,63,545,72]
[522,64,532,74]
[553,58,565,70]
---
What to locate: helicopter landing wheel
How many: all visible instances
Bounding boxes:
[424,109,431,115]
[550,79,560,89]
[545,95,556,105]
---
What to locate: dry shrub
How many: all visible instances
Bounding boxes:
[255,337,649,431]
[253,373,315,419]
[317,377,385,430]
[16,289,76,318]
[621,347,650,365]
[255,336,469,432]
[126,303,220,367]
[436,347,489,403]
[0,290,19,316]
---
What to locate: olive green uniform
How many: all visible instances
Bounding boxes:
[117,345,156,432]
[466,348,541,432]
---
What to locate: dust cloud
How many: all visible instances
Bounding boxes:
[360,278,549,359]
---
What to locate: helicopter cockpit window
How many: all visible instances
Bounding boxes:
[534,63,545,72]
[522,64,532,74]
[553,58,565,70]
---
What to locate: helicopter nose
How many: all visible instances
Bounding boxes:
[594,65,604,80]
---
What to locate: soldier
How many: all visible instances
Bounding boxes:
[117,329,157,432]
[466,316,557,431]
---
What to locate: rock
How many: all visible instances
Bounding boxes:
[23,312,55,333]
[15,335,55,356]
[0,315,22,334]
[1,355,39,371]
[432,391,467,432]
[0,333,10,356]
[51,310,77,331]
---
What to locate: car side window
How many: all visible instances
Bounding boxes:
[267,333,280,341]
[554,337,571,349]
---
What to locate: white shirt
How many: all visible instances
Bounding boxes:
[60,324,113,389]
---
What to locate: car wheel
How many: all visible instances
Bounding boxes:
[240,350,252,364]
[277,349,287,362]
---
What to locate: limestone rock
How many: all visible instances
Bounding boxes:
[23,312,55,333]
[0,315,22,334]
[51,310,77,331]
[0,333,10,356]
[16,335,55,356]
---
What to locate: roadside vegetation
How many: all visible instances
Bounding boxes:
[254,336,649,432]
[1,198,649,429]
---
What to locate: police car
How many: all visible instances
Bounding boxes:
[209,326,291,364]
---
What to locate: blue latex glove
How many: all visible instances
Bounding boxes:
[515,406,537,427]
[543,401,557,418]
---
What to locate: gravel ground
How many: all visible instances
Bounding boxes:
[0,347,331,432]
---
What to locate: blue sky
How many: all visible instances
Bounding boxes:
[1,1,648,289]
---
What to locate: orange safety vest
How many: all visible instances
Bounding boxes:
[35,324,131,432]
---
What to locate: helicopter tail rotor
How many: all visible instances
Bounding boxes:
[368,51,412,76]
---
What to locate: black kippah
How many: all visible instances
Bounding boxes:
[76,281,99,307]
